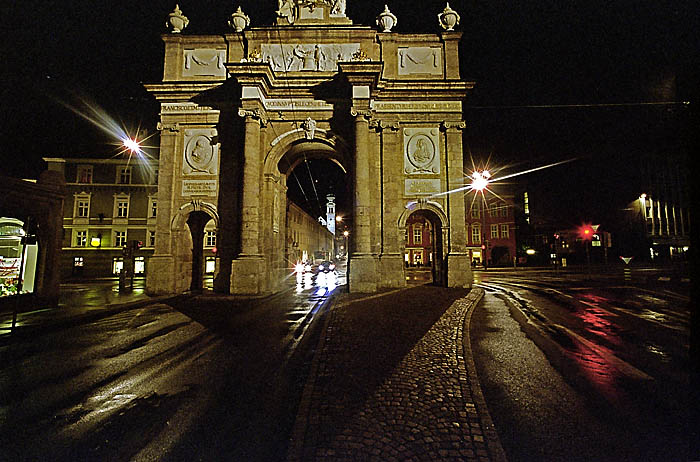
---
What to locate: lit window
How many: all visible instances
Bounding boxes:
[77,165,93,183]
[73,256,84,267]
[117,166,131,184]
[500,224,509,238]
[149,230,156,247]
[205,257,216,274]
[75,196,90,218]
[205,230,216,247]
[150,200,157,218]
[112,258,124,275]
[472,226,481,244]
[117,201,129,218]
[134,256,145,274]
[115,231,127,247]
[413,226,422,245]
[75,230,87,247]
[491,224,499,239]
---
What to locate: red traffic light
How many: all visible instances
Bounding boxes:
[578,224,595,240]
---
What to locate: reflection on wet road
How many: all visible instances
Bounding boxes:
[475,269,690,459]
[0,264,346,461]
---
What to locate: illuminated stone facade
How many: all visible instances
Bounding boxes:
[145,1,474,294]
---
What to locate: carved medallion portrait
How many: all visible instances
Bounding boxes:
[183,129,218,175]
[403,128,440,174]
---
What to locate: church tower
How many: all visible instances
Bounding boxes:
[326,194,336,235]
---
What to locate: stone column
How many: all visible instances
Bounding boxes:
[231,108,267,294]
[146,122,179,295]
[442,121,471,288]
[348,107,377,292]
[351,108,372,255]
[372,119,405,288]
[239,108,263,256]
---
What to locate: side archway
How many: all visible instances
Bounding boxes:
[171,200,219,292]
[398,200,449,286]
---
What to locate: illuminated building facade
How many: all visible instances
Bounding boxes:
[145,1,474,294]
[287,201,335,266]
[44,157,163,280]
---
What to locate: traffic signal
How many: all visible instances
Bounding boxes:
[578,224,594,240]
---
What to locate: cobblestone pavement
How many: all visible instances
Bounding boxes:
[288,286,506,462]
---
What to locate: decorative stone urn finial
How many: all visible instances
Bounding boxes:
[229,6,250,32]
[438,2,460,31]
[376,5,397,32]
[167,4,189,33]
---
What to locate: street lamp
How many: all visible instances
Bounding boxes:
[343,230,349,259]
[470,170,491,266]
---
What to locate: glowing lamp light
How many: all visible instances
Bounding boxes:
[470,170,490,191]
[578,224,595,240]
[122,137,141,154]
[90,236,101,247]
[526,249,536,255]
[343,230,349,237]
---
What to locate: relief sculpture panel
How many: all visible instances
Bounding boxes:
[403,128,440,175]
[183,49,226,77]
[183,129,219,175]
[261,43,359,72]
[398,47,442,75]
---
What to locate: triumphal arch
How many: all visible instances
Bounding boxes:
[145,1,474,295]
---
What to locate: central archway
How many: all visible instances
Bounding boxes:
[260,129,352,292]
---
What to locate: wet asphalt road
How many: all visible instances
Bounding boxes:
[470,268,692,461]
[0,270,343,461]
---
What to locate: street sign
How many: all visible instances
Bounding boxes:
[620,256,633,265]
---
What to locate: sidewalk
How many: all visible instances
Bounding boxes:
[0,282,178,342]
[288,285,507,462]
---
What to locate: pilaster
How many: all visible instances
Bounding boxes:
[442,120,471,288]
[231,107,267,295]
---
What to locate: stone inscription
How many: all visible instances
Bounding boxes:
[264,98,334,111]
[398,47,442,75]
[372,101,461,113]
[404,128,440,174]
[161,103,216,113]
[261,43,360,72]
[182,179,217,196]
[405,179,441,195]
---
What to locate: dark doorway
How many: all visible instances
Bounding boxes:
[186,211,212,292]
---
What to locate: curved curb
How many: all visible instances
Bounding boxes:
[461,289,508,462]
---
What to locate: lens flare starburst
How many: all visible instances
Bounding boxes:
[56,94,159,181]
[432,154,577,217]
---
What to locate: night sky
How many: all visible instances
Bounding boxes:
[3,0,696,226]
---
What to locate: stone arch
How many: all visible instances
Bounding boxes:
[264,128,352,176]
[397,199,449,230]
[399,200,449,286]
[169,200,219,292]
[171,200,219,231]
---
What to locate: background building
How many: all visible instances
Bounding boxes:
[286,201,335,266]
[44,157,159,280]
[404,213,434,267]
[466,196,516,267]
